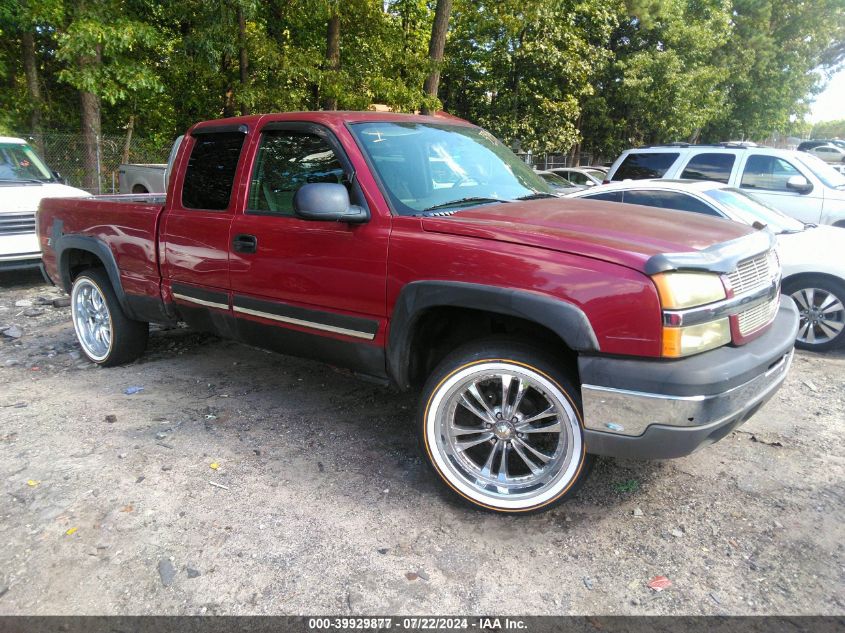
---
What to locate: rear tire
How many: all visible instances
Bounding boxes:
[784,276,845,351]
[71,268,149,366]
[418,339,593,514]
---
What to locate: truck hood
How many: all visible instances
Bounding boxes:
[421,198,757,273]
[1,182,91,214]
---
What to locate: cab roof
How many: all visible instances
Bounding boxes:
[189,110,473,135]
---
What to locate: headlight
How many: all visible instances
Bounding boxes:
[662,318,731,358]
[652,272,726,309]
[653,272,730,357]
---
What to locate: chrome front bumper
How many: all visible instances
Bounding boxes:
[578,297,799,459]
[582,349,792,437]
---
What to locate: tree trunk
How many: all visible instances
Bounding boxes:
[421,0,453,115]
[80,46,102,193]
[238,6,249,115]
[322,11,340,111]
[222,51,235,117]
[122,115,135,165]
[22,31,44,154]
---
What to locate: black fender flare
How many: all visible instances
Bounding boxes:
[387,280,600,388]
[53,231,135,319]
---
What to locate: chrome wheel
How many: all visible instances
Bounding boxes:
[791,287,845,346]
[72,277,113,362]
[425,361,583,511]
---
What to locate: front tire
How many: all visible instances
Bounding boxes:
[418,340,592,514]
[71,269,149,366]
[784,276,845,351]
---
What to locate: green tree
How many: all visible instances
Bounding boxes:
[703,0,845,140]
[442,0,617,153]
[811,119,845,139]
[579,0,731,158]
[55,0,166,189]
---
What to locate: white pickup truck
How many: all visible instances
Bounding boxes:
[0,137,89,273]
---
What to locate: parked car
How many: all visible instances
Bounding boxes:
[806,144,845,165]
[38,112,797,514]
[568,179,845,350]
[797,139,845,152]
[606,143,845,227]
[534,170,584,194]
[548,167,603,187]
[118,135,183,194]
[0,136,90,273]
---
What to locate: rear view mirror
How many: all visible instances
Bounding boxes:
[786,175,812,194]
[293,183,369,224]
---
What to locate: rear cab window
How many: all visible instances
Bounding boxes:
[680,153,736,184]
[611,152,679,181]
[182,130,247,210]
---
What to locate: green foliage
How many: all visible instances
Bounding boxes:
[442,0,618,152]
[811,119,845,139]
[579,0,732,155]
[56,12,166,105]
[702,0,845,140]
[0,0,842,157]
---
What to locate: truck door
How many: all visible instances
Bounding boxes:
[226,121,390,377]
[159,124,249,334]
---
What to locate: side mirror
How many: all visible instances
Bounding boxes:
[293,183,369,224]
[786,175,812,194]
[52,171,67,185]
[585,181,596,187]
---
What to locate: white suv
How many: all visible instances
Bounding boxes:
[1,137,90,273]
[606,143,845,227]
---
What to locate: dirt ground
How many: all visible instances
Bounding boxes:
[1,269,843,616]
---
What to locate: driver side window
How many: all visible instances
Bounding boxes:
[247,130,345,216]
[740,155,801,192]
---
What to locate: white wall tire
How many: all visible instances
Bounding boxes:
[70,269,149,366]
[419,340,592,513]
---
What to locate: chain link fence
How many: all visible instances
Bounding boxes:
[14,131,172,194]
[515,151,606,170]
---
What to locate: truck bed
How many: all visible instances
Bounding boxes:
[38,195,166,301]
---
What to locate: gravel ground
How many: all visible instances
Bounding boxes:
[1,269,843,616]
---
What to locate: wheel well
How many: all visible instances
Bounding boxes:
[782,271,845,294]
[405,306,578,388]
[64,248,106,284]
[132,184,149,194]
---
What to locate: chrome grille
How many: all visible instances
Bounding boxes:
[0,212,36,236]
[738,296,779,336]
[726,250,778,295]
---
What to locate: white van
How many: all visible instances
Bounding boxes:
[0,137,90,273]
[605,143,845,227]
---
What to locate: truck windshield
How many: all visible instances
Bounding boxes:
[0,142,54,182]
[350,122,552,215]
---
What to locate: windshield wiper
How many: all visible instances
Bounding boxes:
[421,197,509,213]
[0,178,43,184]
[515,192,557,201]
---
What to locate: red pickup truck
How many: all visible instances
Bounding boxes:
[38,112,798,513]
